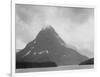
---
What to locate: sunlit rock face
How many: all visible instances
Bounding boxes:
[16,25,88,67]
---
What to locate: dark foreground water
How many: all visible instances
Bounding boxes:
[16,62,57,69]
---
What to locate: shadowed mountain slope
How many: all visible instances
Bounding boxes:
[79,58,94,65]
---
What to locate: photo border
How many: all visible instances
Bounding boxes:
[11,0,95,76]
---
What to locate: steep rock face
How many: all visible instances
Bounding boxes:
[16,25,88,67]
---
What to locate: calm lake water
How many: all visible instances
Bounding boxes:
[16,65,93,73]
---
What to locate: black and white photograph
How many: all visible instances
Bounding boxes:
[15,4,94,73]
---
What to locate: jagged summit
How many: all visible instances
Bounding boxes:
[16,25,88,68]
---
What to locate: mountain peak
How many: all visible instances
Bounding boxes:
[41,25,56,33]
[35,25,65,47]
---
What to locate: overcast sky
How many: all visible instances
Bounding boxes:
[15,4,94,58]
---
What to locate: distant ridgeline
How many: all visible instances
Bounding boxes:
[16,25,93,69]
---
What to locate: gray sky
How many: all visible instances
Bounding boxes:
[15,4,94,58]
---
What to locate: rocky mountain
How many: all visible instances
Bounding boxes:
[16,25,88,68]
[79,58,94,65]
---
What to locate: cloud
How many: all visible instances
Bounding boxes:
[16,38,26,49]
